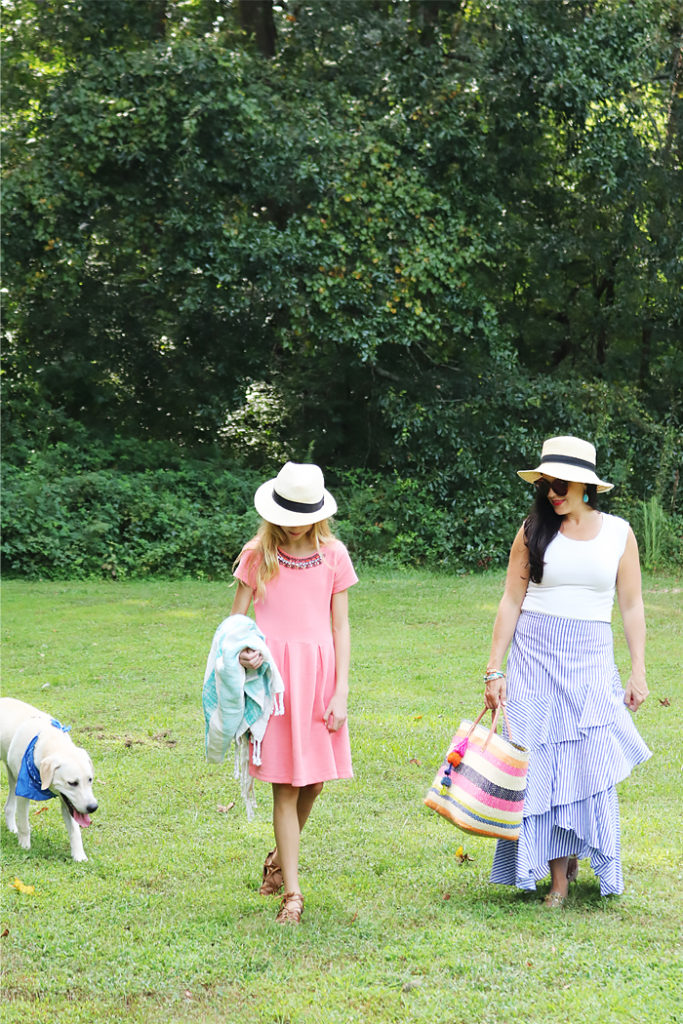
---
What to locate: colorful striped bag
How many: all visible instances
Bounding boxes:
[424,706,529,841]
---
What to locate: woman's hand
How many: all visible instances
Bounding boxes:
[624,674,649,712]
[484,674,506,710]
[323,693,348,732]
[238,647,264,670]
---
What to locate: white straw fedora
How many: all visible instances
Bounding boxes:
[254,462,338,527]
[517,436,614,492]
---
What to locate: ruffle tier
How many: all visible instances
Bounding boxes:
[490,785,625,895]
[489,612,651,896]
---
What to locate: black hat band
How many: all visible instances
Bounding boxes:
[272,489,325,514]
[539,454,596,472]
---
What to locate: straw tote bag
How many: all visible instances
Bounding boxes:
[424,706,529,841]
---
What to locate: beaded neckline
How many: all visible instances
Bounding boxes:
[274,548,323,573]
[277,548,323,570]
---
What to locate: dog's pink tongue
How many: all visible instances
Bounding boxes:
[74,812,91,828]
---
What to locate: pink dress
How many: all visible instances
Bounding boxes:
[234,539,358,786]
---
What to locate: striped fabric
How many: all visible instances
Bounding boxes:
[425,718,529,840]
[489,611,651,895]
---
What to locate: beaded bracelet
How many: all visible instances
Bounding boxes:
[484,670,506,683]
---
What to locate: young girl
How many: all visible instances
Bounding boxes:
[231,461,358,925]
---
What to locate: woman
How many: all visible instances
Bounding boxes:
[484,435,651,907]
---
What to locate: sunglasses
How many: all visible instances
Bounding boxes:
[534,477,570,497]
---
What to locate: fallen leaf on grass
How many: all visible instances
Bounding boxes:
[408,758,421,767]
[33,806,49,816]
[217,802,235,814]
[413,715,423,721]
[659,697,671,706]
[1,927,9,938]
[455,845,473,864]
[443,892,451,900]
[9,878,35,895]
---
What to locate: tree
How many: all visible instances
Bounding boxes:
[2,0,680,508]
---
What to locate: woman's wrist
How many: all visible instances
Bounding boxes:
[484,669,506,683]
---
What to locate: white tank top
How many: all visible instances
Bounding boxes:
[521,513,630,622]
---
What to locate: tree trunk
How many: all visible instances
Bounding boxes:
[238,0,276,58]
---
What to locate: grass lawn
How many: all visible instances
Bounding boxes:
[1,571,681,1024]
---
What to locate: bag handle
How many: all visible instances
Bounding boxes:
[466,705,515,749]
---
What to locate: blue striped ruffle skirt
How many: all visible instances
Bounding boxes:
[490,611,651,895]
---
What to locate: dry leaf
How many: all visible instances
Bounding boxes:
[455,845,473,864]
[659,697,671,706]
[409,758,421,767]
[217,802,235,814]
[9,878,35,895]
[1,927,9,938]
[33,806,49,816]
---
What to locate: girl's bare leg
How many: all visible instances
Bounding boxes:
[271,782,324,892]
[297,782,324,831]
[272,784,301,892]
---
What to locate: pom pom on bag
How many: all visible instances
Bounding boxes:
[424,706,529,841]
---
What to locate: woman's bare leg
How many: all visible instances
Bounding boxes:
[549,856,570,898]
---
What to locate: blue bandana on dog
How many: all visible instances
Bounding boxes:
[15,719,71,801]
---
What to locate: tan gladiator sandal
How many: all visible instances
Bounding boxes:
[275,891,304,925]
[259,849,284,896]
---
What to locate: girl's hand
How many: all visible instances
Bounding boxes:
[323,694,347,732]
[239,647,263,670]
[624,674,649,712]
[484,675,506,710]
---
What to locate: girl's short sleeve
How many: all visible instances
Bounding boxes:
[331,541,359,594]
[234,545,257,589]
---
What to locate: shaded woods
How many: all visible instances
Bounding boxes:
[2,0,681,576]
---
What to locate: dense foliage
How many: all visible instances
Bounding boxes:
[2,431,680,579]
[2,0,681,575]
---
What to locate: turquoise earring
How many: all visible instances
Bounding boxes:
[583,492,589,503]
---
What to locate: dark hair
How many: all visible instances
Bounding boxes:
[524,483,598,583]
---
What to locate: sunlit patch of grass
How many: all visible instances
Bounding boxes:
[1,573,680,1023]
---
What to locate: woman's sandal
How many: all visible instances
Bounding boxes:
[544,890,567,909]
[275,891,304,925]
[567,857,579,884]
[259,849,284,896]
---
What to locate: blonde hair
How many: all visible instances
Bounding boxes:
[234,519,336,601]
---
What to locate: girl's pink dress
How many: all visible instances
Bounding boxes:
[234,539,358,786]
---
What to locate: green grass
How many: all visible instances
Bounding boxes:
[1,572,681,1024]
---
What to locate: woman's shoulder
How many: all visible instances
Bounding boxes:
[602,512,630,532]
[600,512,631,555]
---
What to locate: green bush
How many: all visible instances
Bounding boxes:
[1,454,263,581]
[4,444,680,580]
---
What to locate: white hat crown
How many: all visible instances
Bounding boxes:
[518,435,614,492]
[254,462,338,526]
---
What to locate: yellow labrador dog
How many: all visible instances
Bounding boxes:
[0,697,98,862]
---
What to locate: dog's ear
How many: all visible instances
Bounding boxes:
[39,755,61,791]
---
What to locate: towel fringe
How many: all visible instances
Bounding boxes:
[234,738,256,822]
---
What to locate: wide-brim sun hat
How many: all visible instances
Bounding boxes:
[254,461,338,527]
[517,435,614,492]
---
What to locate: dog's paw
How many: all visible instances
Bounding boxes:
[71,850,88,863]
[17,834,31,850]
[5,820,18,834]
